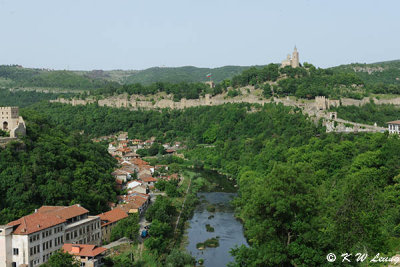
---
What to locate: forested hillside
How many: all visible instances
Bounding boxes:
[122,65,255,84]
[0,65,119,91]
[331,60,400,94]
[0,89,71,107]
[0,112,117,224]
[330,102,400,127]
[25,102,400,266]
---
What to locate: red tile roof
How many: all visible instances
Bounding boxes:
[98,208,128,227]
[37,205,89,220]
[63,244,107,257]
[140,176,158,183]
[130,158,149,166]
[7,205,88,235]
[387,120,400,125]
[8,213,65,235]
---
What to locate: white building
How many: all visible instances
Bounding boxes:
[388,120,400,134]
[0,204,102,267]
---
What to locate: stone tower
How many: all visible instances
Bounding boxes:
[291,46,299,68]
[281,46,300,68]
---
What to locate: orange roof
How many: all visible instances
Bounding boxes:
[63,244,107,257]
[8,204,89,235]
[130,158,149,166]
[98,208,128,227]
[37,205,88,220]
[141,176,158,183]
[8,212,65,235]
[387,120,400,125]
[117,196,148,213]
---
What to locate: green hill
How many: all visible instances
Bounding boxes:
[330,60,400,87]
[0,65,119,91]
[121,65,260,84]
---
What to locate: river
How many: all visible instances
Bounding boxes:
[185,170,248,267]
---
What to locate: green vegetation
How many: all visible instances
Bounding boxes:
[0,89,69,107]
[205,224,215,232]
[155,180,181,197]
[42,250,80,267]
[123,65,256,84]
[0,129,9,137]
[330,102,400,127]
[206,205,216,212]
[331,60,400,94]
[0,65,118,91]
[0,112,117,224]
[164,249,196,267]
[196,237,220,249]
[11,89,400,266]
[110,214,140,242]
[231,63,365,99]
[92,81,218,101]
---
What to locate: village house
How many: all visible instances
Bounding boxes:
[117,132,128,141]
[97,209,128,243]
[140,176,158,187]
[388,120,400,134]
[62,243,107,267]
[111,169,131,183]
[126,180,142,190]
[0,204,101,267]
[117,194,150,215]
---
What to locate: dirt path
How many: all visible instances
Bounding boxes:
[174,177,192,233]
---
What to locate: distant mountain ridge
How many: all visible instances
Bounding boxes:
[1,59,400,93]
[119,65,263,84]
[330,59,400,85]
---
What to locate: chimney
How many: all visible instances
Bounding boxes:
[71,245,81,253]
[34,209,38,213]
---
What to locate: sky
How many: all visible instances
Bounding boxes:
[0,0,399,70]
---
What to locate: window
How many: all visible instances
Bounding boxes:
[30,247,33,256]
[13,248,18,255]
[66,233,70,241]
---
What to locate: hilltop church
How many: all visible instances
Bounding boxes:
[281,47,299,68]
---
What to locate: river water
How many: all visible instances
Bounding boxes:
[185,171,248,267]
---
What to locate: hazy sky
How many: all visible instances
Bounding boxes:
[0,0,398,70]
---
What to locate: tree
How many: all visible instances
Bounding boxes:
[165,249,195,267]
[42,250,80,267]
[110,213,140,242]
[145,196,176,223]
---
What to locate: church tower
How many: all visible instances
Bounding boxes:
[291,46,299,68]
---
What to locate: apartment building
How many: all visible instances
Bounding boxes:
[0,204,102,267]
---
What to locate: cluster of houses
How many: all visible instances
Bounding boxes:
[0,133,183,267]
[106,132,182,216]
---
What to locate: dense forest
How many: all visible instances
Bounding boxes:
[330,102,400,127]
[24,102,400,266]
[91,81,220,101]
[0,65,118,90]
[0,89,70,107]
[0,111,117,224]
[331,60,400,95]
[231,63,366,99]
[122,65,256,84]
